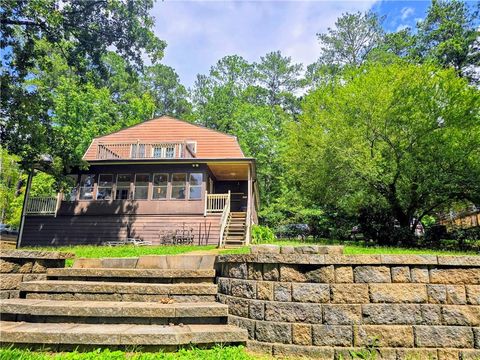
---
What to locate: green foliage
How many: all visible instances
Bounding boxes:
[1,0,166,170]
[287,63,480,241]
[0,148,23,226]
[0,345,262,360]
[348,337,380,360]
[316,11,384,66]
[415,0,480,82]
[251,225,276,244]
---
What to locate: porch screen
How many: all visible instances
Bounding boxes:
[171,173,186,199]
[116,174,132,199]
[79,175,95,200]
[189,173,203,199]
[153,173,168,199]
[96,174,113,200]
[134,174,150,200]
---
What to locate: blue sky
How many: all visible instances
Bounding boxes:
[151,1,431,88]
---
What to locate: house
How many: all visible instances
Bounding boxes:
[20,116,259,247]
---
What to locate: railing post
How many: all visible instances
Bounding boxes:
[204,191,208,216]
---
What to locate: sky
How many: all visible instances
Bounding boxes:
[151,0,433,88]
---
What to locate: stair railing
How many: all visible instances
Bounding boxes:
[218,191,231,248]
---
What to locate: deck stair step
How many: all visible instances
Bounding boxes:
[223,211,247,248]
[0,321,247,350]
[46,268,215,283]
[0,299,228,324]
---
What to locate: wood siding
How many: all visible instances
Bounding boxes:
[22,214,222,247]
[83,116,244,160]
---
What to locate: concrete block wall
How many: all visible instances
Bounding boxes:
[216,250,480,359]
[0,250,72,299]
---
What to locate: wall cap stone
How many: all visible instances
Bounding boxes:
[217,253,480,267]
[1,250,74,260]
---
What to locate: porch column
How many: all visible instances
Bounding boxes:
[246,164,252,245]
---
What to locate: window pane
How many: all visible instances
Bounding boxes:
[153,147,162,158]
[117,174,132,186]
[135,174,150,185]
[116,188,130,200]
[131,144,145,158]
[171,187,186,199]
[152,186,167,199]
[165,146,175,158]
[98,174,113,186]
[80,187,94,200]
[153,174,168,185]
[190,186,202,199]
[189,173,203,186]
[172,173,186,185]
[97,188,113,200]
[134,187,148,200]
[80,175,95,187]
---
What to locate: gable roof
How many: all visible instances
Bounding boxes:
[83,116,245,160]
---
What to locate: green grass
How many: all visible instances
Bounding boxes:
[25,245,216,266]
[220,239,478,256]
[0,346,269,360]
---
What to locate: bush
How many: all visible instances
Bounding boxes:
[275,223,310,240]
[251,225,276,244]
[357,206,415,246]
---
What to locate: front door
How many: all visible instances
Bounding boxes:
[214,181,247,212]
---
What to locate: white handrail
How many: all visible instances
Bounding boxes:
[26,197,57,215]
[218,191,231,248]
[96,141,196,160]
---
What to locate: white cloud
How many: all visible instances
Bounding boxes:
[396,24,409,32]
[400,6,414,20]
[150,0,379,87]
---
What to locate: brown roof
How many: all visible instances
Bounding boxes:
[83,116,245,160]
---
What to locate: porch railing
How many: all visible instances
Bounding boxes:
[204,192,230,214]
[26,197,58,216]
[218,191,231,248]
[96,141,196,160]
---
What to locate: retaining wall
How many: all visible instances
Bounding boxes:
[0,250,72,299]
[216,247,480,359]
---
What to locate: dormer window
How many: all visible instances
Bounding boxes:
[153,145,176,158]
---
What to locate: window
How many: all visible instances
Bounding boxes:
[79,174,95,200]
[134,174,149,200]
[96,174,113,200]
[65,175,78,201]
[171,173,186,199]
[152,145,176,159]
[131,144,145,158]
[189,173,203,199]
[152,173,168,199]
[116,174,132,199]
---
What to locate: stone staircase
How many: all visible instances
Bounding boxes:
[223,212,246,248]
[0,255,247,351]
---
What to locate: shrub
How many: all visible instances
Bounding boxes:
[275,223,310,240]
[251,225,276,244]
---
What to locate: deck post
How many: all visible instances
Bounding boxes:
[246,165,252,245]
[204,191,208,216]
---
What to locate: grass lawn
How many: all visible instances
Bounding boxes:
[0,346,269,360]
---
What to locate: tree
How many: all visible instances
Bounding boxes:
[316,11,384,67]
[1,0,165,169]
[287,63,480,239]
[142,64,191,118]
[415,0,479,81]
[255,51,302,110]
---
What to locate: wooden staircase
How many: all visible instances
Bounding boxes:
[223,212,246,248]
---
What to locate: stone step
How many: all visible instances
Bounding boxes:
[20,280,217,295]
[0,299,228,324]
[0,321,247,350]
[46,268,215,283]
